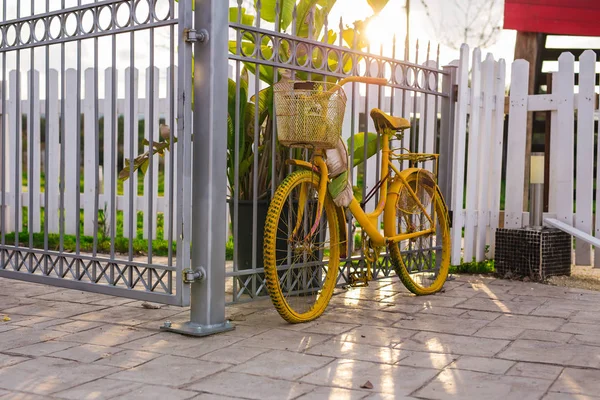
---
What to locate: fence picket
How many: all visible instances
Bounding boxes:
[83,68,96,236]
[64,69,78,235]
[26,70,41,233]
[143,66,159,240]
[575,51,595,266]
[463,48,482,261]
[103,68,117,234]
[123,67,139,238]
[6,71,18,232]
[164,66,178,241]
[450,44,470,265]
[474,54,495,261]
[488,59,506,258]
[553,53,575,228]
[504,60,528,228]
[46,69,60,233]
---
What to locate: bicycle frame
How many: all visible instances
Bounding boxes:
[291,127,437,248]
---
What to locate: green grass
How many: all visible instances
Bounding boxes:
[450,258,495,274]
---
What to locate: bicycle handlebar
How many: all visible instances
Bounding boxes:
[337,77,388,87]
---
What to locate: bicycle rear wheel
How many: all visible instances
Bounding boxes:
[385,169,450,294]
[263,170,340,323]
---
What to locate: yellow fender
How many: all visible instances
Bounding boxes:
[384,168,420,238]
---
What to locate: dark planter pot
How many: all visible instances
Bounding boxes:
[228,199,269,271]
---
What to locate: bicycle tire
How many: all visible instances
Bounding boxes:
[385,169,450,294]
[263,170,340,323]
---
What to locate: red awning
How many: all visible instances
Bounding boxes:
[504,0,600,36]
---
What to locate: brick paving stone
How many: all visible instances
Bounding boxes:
[187,371,315,400]
[295,386,368,400]
[0,354,29,369]
[122,331,246,358]
[236,328,331,352]
[189,395,242,400]
[551,368,600,397]
[199,345,268,365]
[50,320,105,334]
[474,326,525,340]
[487,314,566,331]
[10,341,78,357]
[447,356,515,374]
[416,306,467,317]
[498,340,600,368]
[506,362,563,381]
[2,302,107,319]
[300,359,438,395]
[569,334,600,346]
[454,297,543,315]
[337,325,416,347]
[49,344,123,363]
[94,349,161,369]
[318,308,406,327]
[54,378,143,400]
[395,351,458,369]
[397,331,510,357]
[109,355,228,387]
[559,322,599,335]
[461,310,502,321]
[0,356,119,395]
[297,321,359,335]
[415,369,553,399]
[0,393,54,400]
[305,339,407,364]
[518,330,573,343]
[231,350,333,380]
[394,314,489,336]
[11,316,72,329]
[115,385,198,400]
[74,306,181,326]
[543,393,600,400]
[58,325,156,347]
[570,311,600,325]
[0,327,69,352]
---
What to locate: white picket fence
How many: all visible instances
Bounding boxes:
[0,66,179,241]
[451,45,600,267]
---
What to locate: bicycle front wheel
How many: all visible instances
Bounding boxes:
[263,170,340,323]
[384,168,450,295]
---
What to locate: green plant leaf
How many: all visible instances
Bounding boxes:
[229,7,255,26]
[254,0,295,30]
[366,0,390,13]
[349,132,378,168]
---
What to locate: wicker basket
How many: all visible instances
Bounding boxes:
[274,80,347,149]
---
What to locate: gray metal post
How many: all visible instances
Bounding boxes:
[438,64,458,207]
[161,0,233,336]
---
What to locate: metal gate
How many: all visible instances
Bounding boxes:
[0,0,196,306]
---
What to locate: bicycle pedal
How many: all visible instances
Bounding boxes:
[349,272,369,287]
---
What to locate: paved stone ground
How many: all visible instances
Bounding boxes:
[0,275,599,399]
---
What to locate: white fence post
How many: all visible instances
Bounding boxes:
[488,59,506,258]
[463,48,482,261]
[475,53,495,261]
[123,67,139,238]
[64,68,78,235]
[164,66,178,241]
[26,70,41,233]
[552,53,575,227]
[450,44,470,265]
[504,60,528,229]
[83,68,97,236]
[575,50,595,266]
[143,66,159,240]
[46,69,60,233]
[103,67,117,234]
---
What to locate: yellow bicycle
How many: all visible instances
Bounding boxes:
[263,76,450,323]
